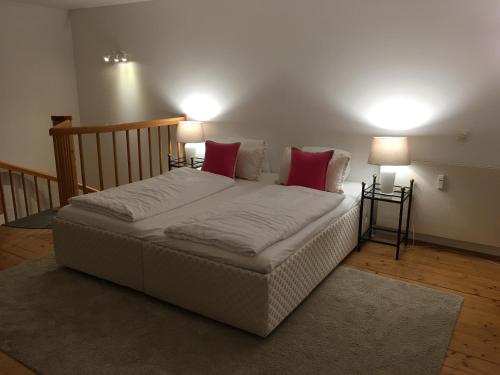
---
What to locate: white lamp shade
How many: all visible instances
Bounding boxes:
[177,121,204,143]
[368,137,410,166]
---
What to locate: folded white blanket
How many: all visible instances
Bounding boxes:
[69,168,235,222]
[164,185,345,256]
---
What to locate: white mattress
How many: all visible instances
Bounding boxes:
[58,174,361,273]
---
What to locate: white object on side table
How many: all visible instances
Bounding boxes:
[176,120,205,161]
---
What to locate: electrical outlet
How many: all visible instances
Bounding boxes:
[437,174,445,190]
[457,130,470,142]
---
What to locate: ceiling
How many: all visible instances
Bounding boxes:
[11,0,151,10]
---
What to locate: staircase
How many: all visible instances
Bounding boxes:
[1,113,186,226]
[0,160,92,226]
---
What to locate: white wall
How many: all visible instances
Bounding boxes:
[378,163,500,255]
[0,0,80,174]
[69,0,500,251]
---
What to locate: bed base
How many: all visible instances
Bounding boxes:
[53,204,359,337]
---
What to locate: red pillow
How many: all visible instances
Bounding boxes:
[286,147,334,191]
[202,140,241,178]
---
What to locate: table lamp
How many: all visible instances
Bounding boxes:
[177,121,205,160]
[177,121,204,144]
[368,137,410,194]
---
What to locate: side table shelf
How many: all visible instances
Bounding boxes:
[168,156,204,170]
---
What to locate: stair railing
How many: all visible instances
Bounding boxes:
[0,160,97,224]
[49,115,187,206]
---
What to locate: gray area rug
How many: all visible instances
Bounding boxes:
[4,209,57,229]
[0,255,462,375]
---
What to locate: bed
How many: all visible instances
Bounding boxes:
[53,172,362,337]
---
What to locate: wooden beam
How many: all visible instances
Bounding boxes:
[47,179,53,209]
[0,161,57,182]
[0,174,8,223]
[137,129,143,180]
[21,173,29,216]
[51,115,72,126]
[78,184,99,193]
[77,134,87,194]
[167,126,172,171]
[95,133,104,190]
[34,176,40,213]
[8,170,18,220]
[51,116,79,206]
[158,127,164,174]
[112,131,119,186]
[148,128,153,177]
[126,130,132,183]
[50,116,186,136]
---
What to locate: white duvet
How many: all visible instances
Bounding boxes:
[69,168,235,222]
[164,184,345,256]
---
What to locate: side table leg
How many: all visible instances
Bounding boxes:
[369,175,376,240]
[404,179,414,246]
[357,182,366,251]
[396,187,406,260]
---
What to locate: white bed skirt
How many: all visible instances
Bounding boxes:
[53,204,359,337]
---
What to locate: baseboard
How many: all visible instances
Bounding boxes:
[415,233,500,258]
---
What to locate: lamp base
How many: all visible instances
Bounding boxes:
[380,171,396,195]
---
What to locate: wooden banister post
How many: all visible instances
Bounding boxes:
[51,116,79,206]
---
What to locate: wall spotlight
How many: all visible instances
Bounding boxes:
[103,51,130,63]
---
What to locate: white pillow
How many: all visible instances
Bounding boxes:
[261,148,271,173]
[302,146,351,193]
[277,146,293,185]
[226,137,266,180]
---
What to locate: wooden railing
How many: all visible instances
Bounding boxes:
[49,115,187,206]
[0,160,97,224]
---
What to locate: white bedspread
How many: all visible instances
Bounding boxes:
[164,184,345,256]
[69,168,235,222]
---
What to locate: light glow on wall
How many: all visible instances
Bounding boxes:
[381,165,410,173]
[181,94,221,121]
[365,97,433,130]
[114,62,148,121]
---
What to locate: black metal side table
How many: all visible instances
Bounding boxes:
[357,175,414,260]
[168,156,204,170]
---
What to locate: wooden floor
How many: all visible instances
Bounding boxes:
[0,226,499,375]
[0,226,53,375]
